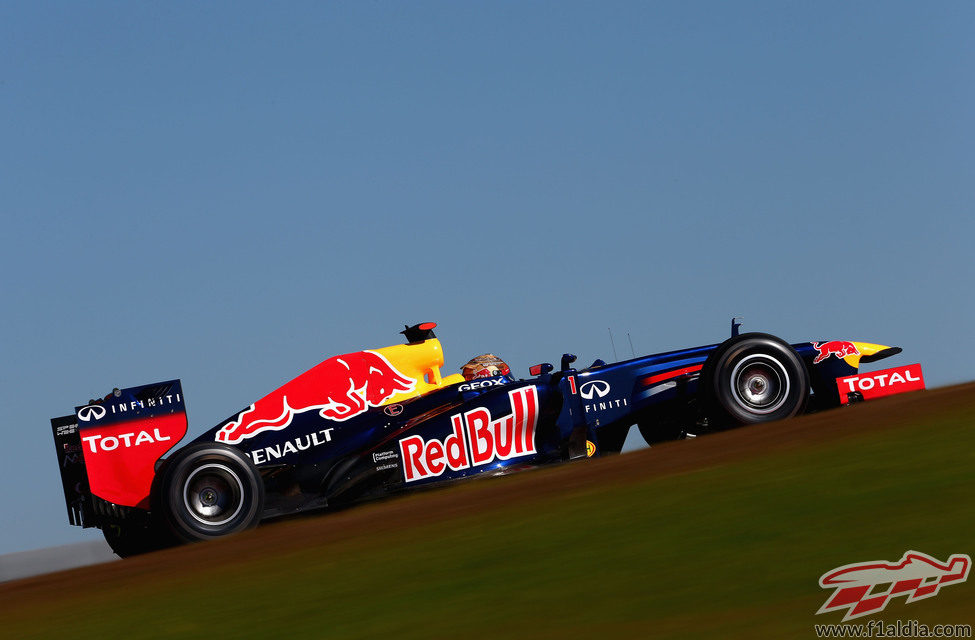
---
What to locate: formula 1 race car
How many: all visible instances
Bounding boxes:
[50,322,925,557]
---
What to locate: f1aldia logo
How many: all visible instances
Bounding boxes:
[579,380,610,400]
[77,405,106,422]
[817,550,971,621]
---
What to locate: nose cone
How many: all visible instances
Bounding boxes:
[847,342,902,368]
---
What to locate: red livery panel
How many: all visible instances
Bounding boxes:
[81,414,187,508]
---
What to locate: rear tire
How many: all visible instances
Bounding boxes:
[160,443,264,543]
[700,333,809,427]
[101,521,176,558]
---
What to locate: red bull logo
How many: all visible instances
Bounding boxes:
[216,350,416,445]
[817,551,971,621]
[813,341,860,364]
[399,386,539,483]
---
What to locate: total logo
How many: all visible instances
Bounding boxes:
[399,386,539,483]
[580,379,628,413]
[836,364,925,404]
[82,429,172,453]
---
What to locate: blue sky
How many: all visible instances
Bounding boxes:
[1,2,972,554]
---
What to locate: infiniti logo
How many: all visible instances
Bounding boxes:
[77,405,106,422]
[580,380,611,400]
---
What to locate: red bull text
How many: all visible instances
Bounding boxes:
[216,350,416,444]
[399,386,539,483]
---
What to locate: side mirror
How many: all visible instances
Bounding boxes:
[529,363,554,376]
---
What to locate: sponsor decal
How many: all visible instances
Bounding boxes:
[586,440,596,457]
[580,380,610,400]
[584,398,628,413]
[247,428,334,465]
[459,378,505,392]
[372,450,399,471]
[77,405,106,421]
[82,428,172,453]
[817,551,970,621]
[77,393,183,423]
[399,387,539,483]
[836,364,924,404]
[579,379,628,413]
[384,404,404,417]
[813,341,860,364]
[216,350,416,444]
[59,438,83,468]
[55,423,78,437]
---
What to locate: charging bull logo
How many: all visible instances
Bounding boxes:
[216,351,416,444]
[813,341,860,364]
[817,551,971,621]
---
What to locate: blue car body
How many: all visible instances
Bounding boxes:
[50,322,917,555]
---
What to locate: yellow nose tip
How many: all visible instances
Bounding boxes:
[844,342,894,368]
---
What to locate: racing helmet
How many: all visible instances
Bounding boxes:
[461,354,511,381]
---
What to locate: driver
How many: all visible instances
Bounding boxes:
[461,354,511,381]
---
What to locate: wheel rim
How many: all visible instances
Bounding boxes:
[729,354,791,415]
[183,463,245,527]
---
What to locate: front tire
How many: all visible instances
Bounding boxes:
[701,332,809,427]
[160,443,264,543]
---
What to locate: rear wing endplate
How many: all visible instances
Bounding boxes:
[50,415,94,527]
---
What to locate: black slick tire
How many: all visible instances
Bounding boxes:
[700,332,809,428]
[160,443,264,543]
[101,521,177,558]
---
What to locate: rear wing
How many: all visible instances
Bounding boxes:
[50,415,94,527]
[49,380,188,528]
